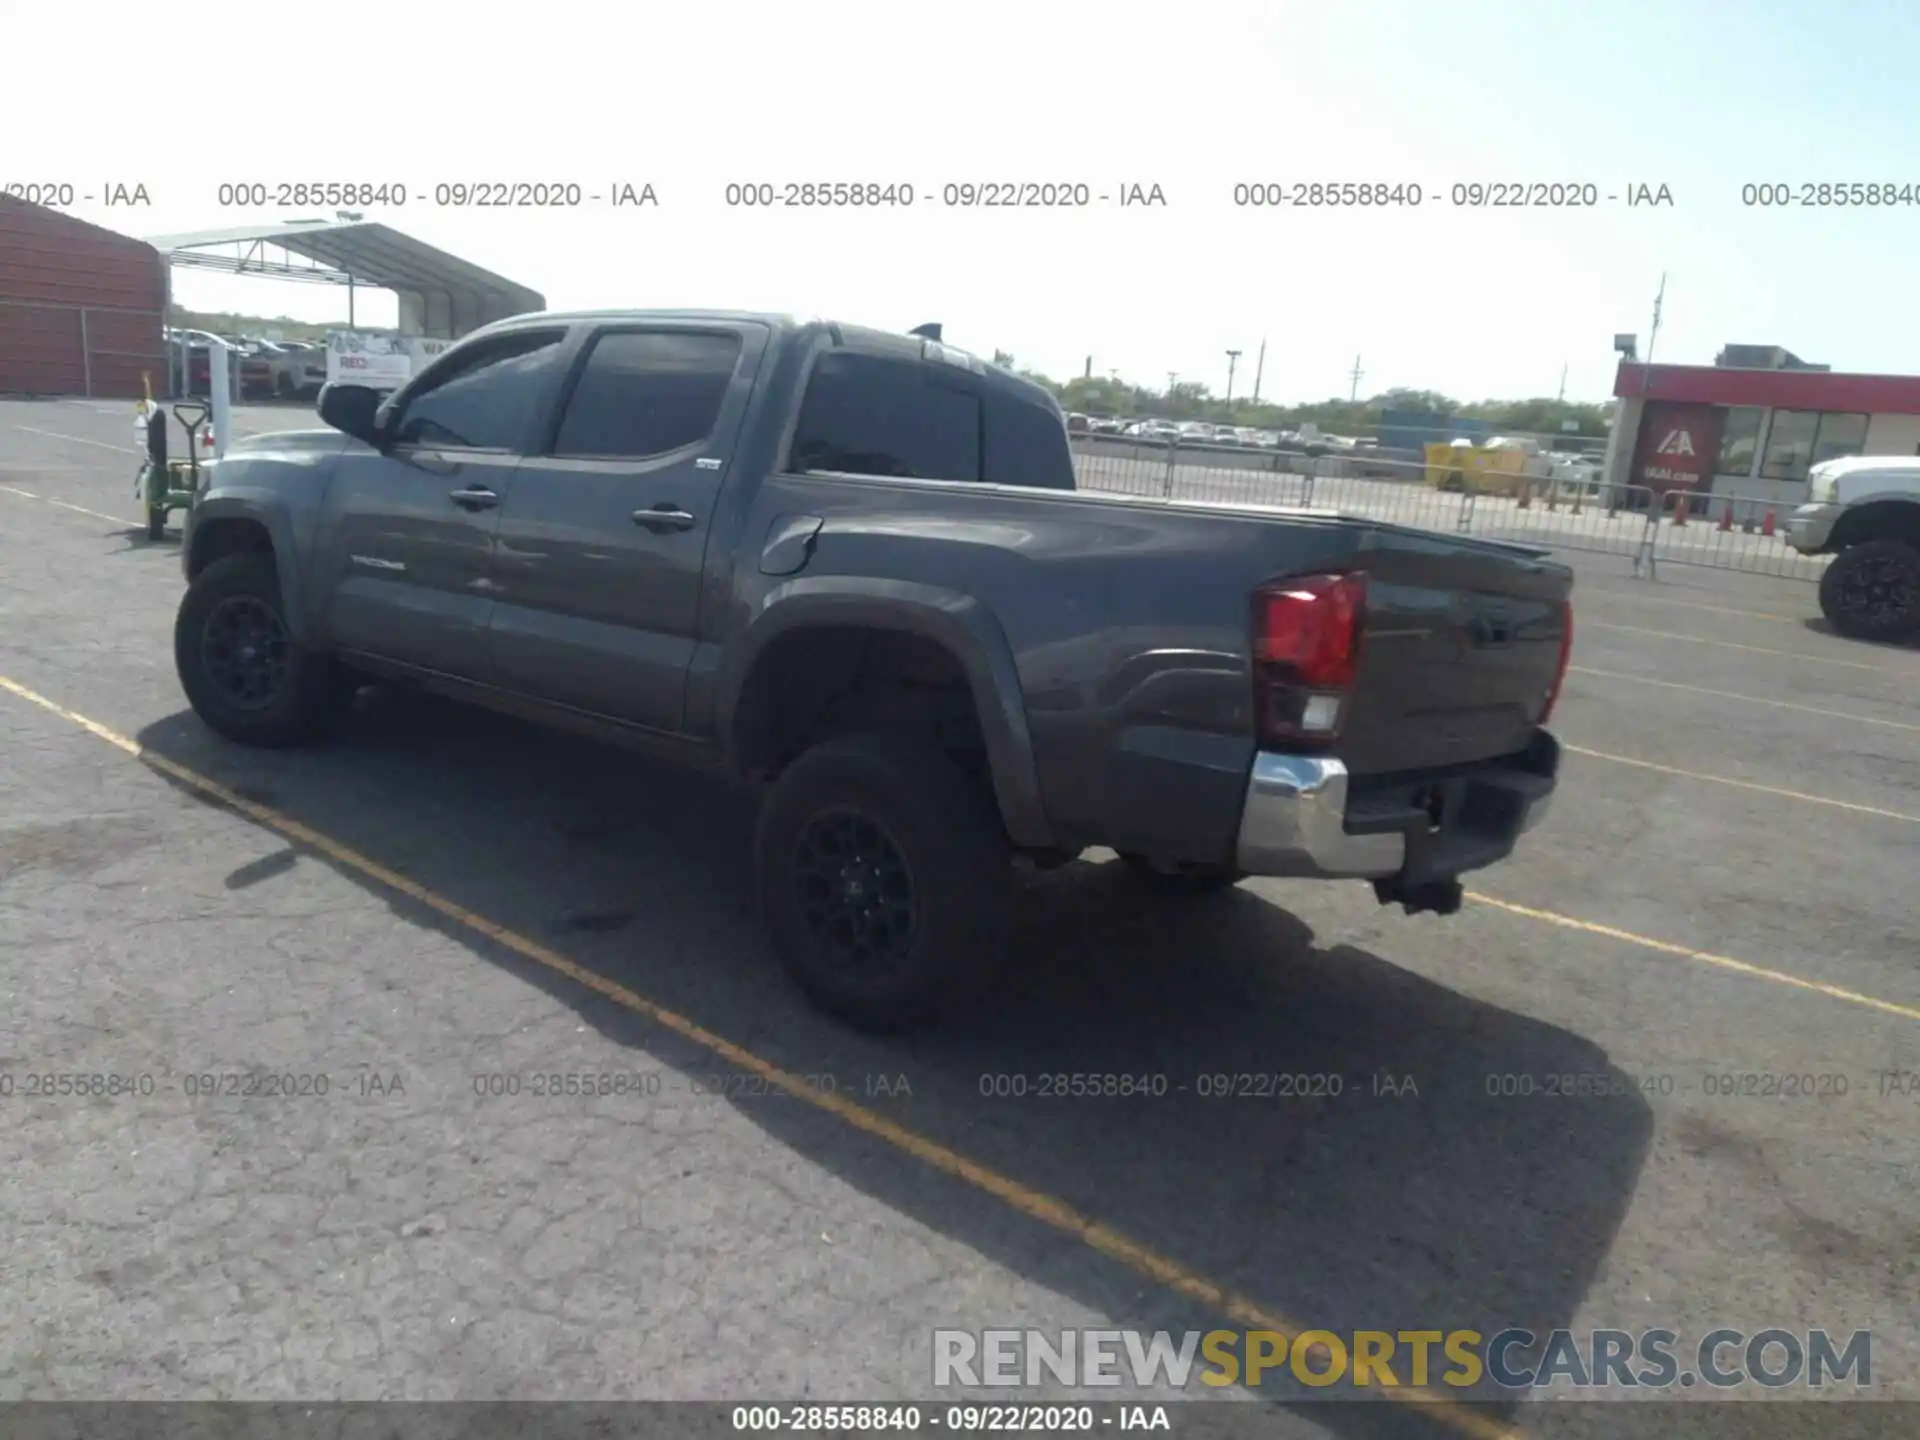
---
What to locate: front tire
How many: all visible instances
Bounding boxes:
[174,553,355,747]
[756,733,1011,1033]
[1819,539,1920,641]
[1118,852,1243,896]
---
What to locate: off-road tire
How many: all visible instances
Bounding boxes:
[174,553,355,747]
[1818,539,1920,642]
[1118,852,1244,897]
[756,732,1011,1033]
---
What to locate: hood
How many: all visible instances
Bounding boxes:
[224,428,353,458]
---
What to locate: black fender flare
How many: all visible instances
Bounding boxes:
[183,494,311,645]
[716,576,1055,849]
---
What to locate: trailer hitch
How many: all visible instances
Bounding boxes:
[1372,875,1464,916]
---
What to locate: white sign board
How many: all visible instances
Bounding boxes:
[325,332,454,390]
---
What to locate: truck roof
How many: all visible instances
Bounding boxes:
[487,308,1059,409]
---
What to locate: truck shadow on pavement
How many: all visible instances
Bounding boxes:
[134,691,1654,1440]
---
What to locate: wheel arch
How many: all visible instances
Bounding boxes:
[183,498,310,643]
[717,579,1054,849]
[1828,498,1920,552]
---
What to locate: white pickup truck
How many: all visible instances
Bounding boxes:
[1784,455,1920,640]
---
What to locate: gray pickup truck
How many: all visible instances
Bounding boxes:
[174,310,1572,1030]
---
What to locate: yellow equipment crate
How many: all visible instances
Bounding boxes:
[1422,442,1530,496]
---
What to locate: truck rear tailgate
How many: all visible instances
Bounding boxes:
[1336,531,1572,776]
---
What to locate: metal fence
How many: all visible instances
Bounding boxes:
[0,299,166,400]
[1068,437,1828,583]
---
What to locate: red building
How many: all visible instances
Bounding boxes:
[0,195,168,399]
[1603,351,1920,508]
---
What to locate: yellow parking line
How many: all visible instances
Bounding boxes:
[1569,665,1920,733]
[1573,586,1799,625]
[1584,620,1918,675]
[1464,892,1920,1024]
[1562,744,1920,824]
[0,670,1518,1440]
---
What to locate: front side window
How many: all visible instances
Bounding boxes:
[790,351,982,481]
[552,330,744,459]
[389,330,566,451]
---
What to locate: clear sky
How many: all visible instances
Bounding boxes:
[7,0,1916,406]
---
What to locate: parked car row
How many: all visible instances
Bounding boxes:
[165,329,330,401]
[1064,412,1365,457]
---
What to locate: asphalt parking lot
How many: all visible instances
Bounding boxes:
[2,397,1917,1438]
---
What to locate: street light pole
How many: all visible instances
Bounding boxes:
[1225,350,1242,409]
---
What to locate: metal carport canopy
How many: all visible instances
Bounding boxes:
[144,219,545,339]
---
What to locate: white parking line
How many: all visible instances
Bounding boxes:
[14,424,139,456]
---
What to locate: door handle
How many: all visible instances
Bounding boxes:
[633,503,697,533]
[449,486,500,510]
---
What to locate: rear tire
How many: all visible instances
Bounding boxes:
[1118,852,1243,897]
[756,732,1011,1033]
[1819,539,1920,641]
[174,553,355,747]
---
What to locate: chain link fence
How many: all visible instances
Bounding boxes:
[1069,437,1828,583]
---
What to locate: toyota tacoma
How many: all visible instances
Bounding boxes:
[173,310,1573,1030]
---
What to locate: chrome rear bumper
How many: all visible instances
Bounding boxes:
[1235,738,1558,883]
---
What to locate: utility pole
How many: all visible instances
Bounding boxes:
[1167,371,1178,397]
[1252,338,1266,403]
[1646,272,1667,367]
[1348,355,1364,402]
[1083,355,1092,379]
[1557,362,1568,402]
[1224,349,1242,408]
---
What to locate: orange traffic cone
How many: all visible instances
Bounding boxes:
[1718,501,1733,531]
[1761,509,1776,537]
[1672,495,1689,527]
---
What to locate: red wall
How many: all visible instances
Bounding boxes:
[0,196,168,398]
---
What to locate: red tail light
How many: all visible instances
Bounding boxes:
[1540,599,1574,723]
[1252,572,1367,745]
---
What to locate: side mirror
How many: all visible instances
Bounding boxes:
[317,382,387,448]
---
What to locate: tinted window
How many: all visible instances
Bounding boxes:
[553,330,743,459]
[791,352,982,481]
[391,330,565,450]
[985,392,1077,490]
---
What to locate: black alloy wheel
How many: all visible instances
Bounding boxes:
[1819,539,1920,642]
[755,732,1012,1032]
[200,594,292,711]
[790,806,918,981]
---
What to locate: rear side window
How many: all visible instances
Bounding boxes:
[984,392,1077,490]
[553,330,744,459]
[791,352,982,481]
[390,330,566,451]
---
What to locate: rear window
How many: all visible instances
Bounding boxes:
[791,350,1075,490]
